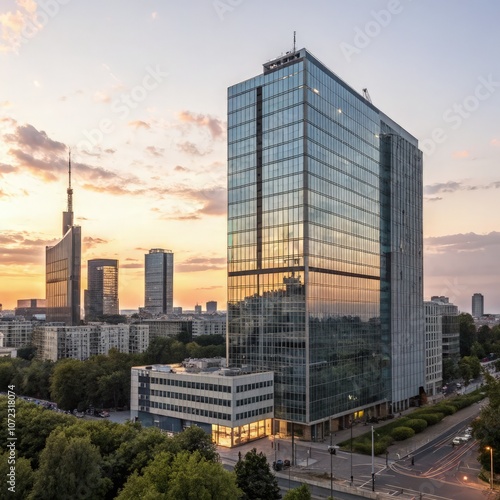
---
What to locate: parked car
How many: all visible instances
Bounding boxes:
[460,435,471,442]
[456,383,462,389]
[283,459,291,468]
[275,459,284,471]
[99,411,110,418]
[452,437,463,445]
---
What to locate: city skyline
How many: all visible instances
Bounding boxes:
[1,1,500,313]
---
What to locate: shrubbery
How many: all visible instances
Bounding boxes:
[404,418,428,433]
[431,404,456,416]
[391,426,415,441]
[411,412,444,425]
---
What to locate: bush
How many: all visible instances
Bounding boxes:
[431,404,456,416]
[411,413,444,425]
[404,418,428,433]
[391,426,415,441]
[353,436,392,455]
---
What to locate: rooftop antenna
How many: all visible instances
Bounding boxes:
[293,31,296,53]
[362,88,372,104]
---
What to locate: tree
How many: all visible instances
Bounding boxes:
[21,360,53,400]
[117,451,241,500]
[0,451,34,498]
[459,356,481,382]
[234,448,281,500]
[471,341,486,360]
[442,358,458,383]
[473,373,500,474]
[171,425,219,463]
[283,484,311,500]
[29,431,112,499]
[459,313,475,357]
[50,359,87,410]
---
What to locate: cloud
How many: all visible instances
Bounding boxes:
[151,12,158,20]
[104,148,116,154]
[83,236,108,249]
[94,91,111,103]
[174,165,190,172]
[0,230,56,265]
[452,150,470,159]
[146,145,164,157]
[424,180,500,195]
[176,256,226,273]
[491,138,500,146]
[177,141,211,156]
[425,231,500,254]
[0,163,16,175]
[158,186,227,219]
[196,286,223,290]
[0,100,12,108]
[128,120,151,129]
[121,263,143,269]
[178,110,225,140]
[0,0,38,53]
[424,196,442,202]
[5,123,66,152]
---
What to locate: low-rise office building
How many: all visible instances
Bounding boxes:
[130,360,274,448]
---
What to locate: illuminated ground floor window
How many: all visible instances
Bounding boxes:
[213,418,272,447]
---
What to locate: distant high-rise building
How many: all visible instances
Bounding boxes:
[46,151,81,326]
[84,259,119,321]
[206,301,217,313]
[227,48,424,439]
[145,249,173,315]
[194,304,202,314]
[15,299,47,319]
[472,293,484,317]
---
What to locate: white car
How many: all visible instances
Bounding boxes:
[452,437,462,445]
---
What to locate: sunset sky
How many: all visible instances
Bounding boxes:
[1,0,499,314]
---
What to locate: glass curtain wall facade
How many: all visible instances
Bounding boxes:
[145,249,174,315]
[85,259,119,321]
[227,49,423,435]
[46,226,81,325]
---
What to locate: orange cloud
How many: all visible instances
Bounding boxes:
[128,120,151,129]
[452,150,469,159]
[178,110,225,139]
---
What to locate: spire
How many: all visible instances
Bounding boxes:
[67,148,73,214]
[62,148,74,235]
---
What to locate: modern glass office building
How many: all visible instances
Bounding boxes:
[145,249,174,315]
[227,49,424,440]
[46,154,81,326]
[84,259,119,321]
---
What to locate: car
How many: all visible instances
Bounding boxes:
[465,426,473,434]
[456,383,462,389]
[283,459,291,468]
[99,411,110,418]
[452,437,463,445]
[461,434,471,442]
[275,459,284,471]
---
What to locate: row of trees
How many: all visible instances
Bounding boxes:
[0,334,226,410]
[0,397,313,499]
[443,313,500,383]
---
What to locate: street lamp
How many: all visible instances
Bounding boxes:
[349,418,353,486]
[486,446,494,490]
[371,426,375,491]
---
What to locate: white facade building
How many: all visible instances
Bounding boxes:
[131,360,274,448]
[0,320,34,347]
[424,301,443,397]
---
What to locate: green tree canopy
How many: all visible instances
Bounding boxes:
[29,431,112,499]
[117,451,241,500]
[459,313,476,357]
[283,484,311,500]
[234,448,281,500]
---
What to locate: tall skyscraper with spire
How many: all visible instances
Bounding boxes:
[46,150,82,325]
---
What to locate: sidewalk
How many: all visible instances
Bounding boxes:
[218,398,485,467]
